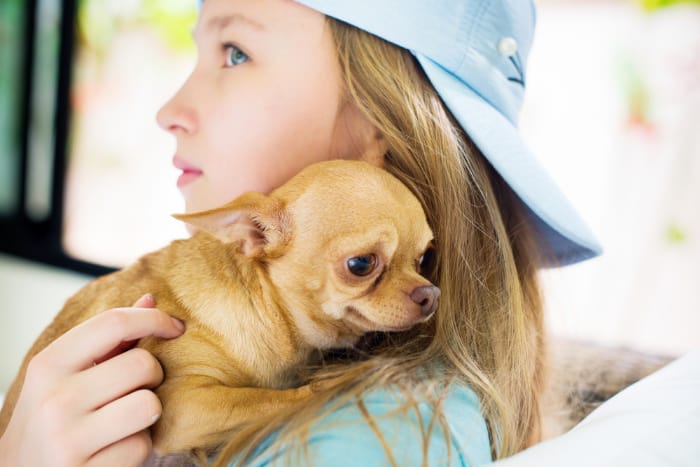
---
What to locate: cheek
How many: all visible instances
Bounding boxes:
[203,82,341,205]
[258,66,342,158]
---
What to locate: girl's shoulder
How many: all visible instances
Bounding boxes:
[243,382,492,466]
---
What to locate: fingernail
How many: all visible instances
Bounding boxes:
[136,293,155,306]
[172,318,185,333]
[152,412,161,423]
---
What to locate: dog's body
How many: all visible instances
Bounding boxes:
[0,160,439,457]
[0,160,674,459]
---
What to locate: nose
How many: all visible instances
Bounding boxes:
[410,285,440,316]
[156,74,198,134]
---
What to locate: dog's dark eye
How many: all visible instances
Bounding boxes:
[418,247,437,277]
[347,255,377,277]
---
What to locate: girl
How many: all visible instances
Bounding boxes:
[0,0,601,465]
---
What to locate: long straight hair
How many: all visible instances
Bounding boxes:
[213,17,547,466]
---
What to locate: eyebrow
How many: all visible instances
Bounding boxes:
[200,13,265,35]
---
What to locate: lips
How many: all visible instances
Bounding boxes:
[173,156,203,188]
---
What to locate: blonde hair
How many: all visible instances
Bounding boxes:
[213,17,546,466]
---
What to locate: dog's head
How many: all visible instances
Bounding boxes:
[175,160,439,348]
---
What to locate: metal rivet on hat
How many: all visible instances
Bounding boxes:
[497,37,518,57]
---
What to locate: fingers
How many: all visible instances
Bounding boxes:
[68,347,165,412]
[41,302,185,375]
[4,293,183,467]
[80,389,162,459]
[93,295,157,365]
[86,430,152,467]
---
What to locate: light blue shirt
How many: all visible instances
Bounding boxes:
[236,384,492,466]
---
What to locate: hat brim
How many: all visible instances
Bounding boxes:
[414,54,602,267]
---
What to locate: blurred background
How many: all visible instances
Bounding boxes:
[0,0,699,393]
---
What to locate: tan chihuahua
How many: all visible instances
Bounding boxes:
[0,160,439,458]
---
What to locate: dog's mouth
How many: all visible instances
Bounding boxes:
[343,306,417,334]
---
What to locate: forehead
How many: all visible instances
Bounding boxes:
[194,0,264,37]
[285,166,433,248]
[194,0,322,37]
[199,12,265,34]
[295,199,433,258]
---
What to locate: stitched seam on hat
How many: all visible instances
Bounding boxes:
[456,0,490,72]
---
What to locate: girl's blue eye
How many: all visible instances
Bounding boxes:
[224,44,249,67]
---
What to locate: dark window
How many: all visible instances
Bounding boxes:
[0,0,196,276]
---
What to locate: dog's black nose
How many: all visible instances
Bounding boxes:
[410,285,440,316]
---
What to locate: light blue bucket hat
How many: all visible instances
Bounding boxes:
[196,0,602,267]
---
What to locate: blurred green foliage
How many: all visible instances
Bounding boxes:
[617,53,652,127]
[78,0,196,55]
[639,0,700,11]
[665,223,688,244]
[143,0,198,52]
[0,0,23,214]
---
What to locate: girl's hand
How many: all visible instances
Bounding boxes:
[0,294,185,467]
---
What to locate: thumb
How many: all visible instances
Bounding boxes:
[133,293,156,308]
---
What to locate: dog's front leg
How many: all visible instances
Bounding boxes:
[151,375,315,456]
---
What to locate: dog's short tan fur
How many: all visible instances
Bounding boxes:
[0,160,438,457]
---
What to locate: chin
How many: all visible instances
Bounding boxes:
[185,223,199,236]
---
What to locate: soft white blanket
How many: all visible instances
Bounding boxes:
[494,350,700,467]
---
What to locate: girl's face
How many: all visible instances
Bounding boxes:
[157,0,385,214]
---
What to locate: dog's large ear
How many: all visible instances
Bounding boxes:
[172,192,291,258]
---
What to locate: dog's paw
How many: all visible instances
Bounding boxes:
[309,375,347,393]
